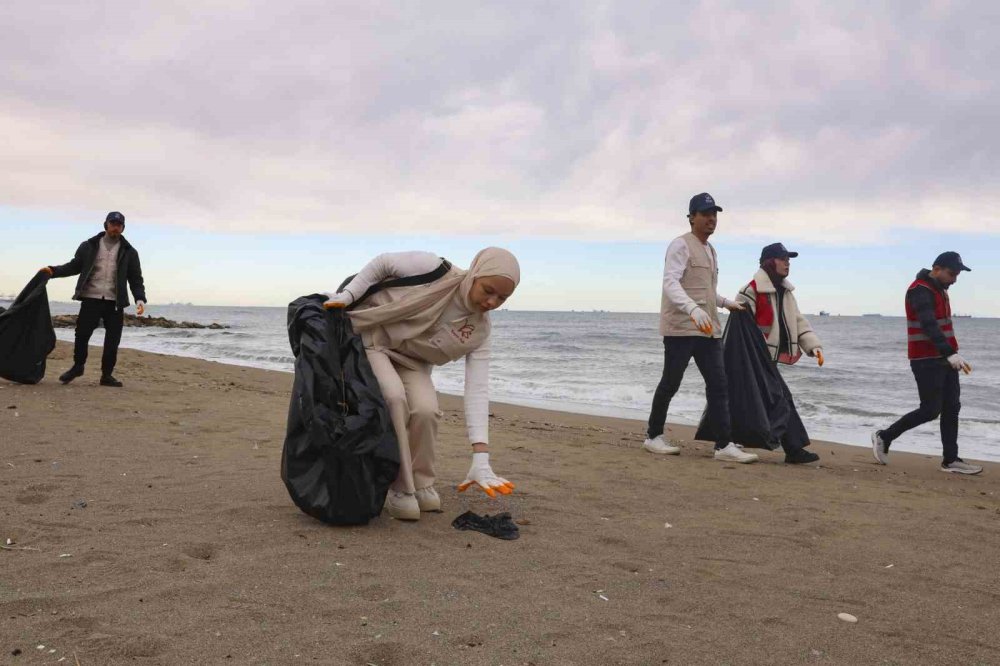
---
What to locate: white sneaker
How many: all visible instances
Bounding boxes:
[871,430,889,465]
[414,486,442,512]
[385,490,420,520]
[940,460,983,475]
[714,443,759,464]
[643,435,680,455]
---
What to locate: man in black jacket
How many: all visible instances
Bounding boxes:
[40,211,147,387]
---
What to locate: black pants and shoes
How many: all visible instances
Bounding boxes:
[65,298,125,383]
[879,359,960,465]
[647,336,731,449]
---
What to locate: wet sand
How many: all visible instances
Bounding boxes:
[2,342,999,664]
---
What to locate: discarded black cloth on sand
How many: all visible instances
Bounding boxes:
[283,295,400,525]
[451,511,520,540]
[695,310,809,451]
[0,272,56,384]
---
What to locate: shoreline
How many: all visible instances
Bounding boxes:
[47,336,1000,464]
[4,343,999,663]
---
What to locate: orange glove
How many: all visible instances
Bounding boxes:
[136,301,145,316]
[458,452,514,498]
[815,349,824,367]
[39,266,53,276]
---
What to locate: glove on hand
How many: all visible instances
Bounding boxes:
[948,353,972,374]
[136,301,145,316]
[323,292,354,309]
[458,452,514,498]
[690,307,714,335]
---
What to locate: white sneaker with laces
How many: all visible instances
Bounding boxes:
[385,490,421,520]
[871,430,889,465]
[643,435,680,455]
[414,486,442,512]
[714,443,759,464]
[940,460,983,475]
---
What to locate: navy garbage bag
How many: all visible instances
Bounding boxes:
[282,295,400,525]
[0,272,56,384]
[695,310,809,450]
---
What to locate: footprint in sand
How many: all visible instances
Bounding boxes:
[16,483,58,505]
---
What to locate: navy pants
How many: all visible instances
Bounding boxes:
[73,298,124,377]
[647,336,731,448]
[882,359,961,464]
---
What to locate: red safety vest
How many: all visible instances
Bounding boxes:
[750,280,773,333]
[905,279,958,360]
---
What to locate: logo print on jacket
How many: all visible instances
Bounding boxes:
[451,320,476,343]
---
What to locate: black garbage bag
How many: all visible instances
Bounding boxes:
[282,295,400,525]
[0,272,56,384]
[695,310,809,450]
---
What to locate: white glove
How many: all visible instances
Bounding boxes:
[323,291,354,309]
[690,307,714,335]
[948,353,972,374]
[136,301,145,316]
[457,452,514,497]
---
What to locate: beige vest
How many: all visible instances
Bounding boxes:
[660,232,722,338]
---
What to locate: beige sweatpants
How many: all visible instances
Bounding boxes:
[365,349,441,494]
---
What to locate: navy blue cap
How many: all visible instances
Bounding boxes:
[933,251,971,272]
[688,192,722,215]
[760,243,798,261]
[105,211,125,225]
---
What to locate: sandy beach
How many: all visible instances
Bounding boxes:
[2,342,999,665]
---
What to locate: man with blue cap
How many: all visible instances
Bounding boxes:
[872,252,981,474]
[643,193,755,463]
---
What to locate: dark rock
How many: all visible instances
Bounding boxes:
[52,314,229,330]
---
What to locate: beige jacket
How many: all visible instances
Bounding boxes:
[736,268,821,364]
[660,232,722,338]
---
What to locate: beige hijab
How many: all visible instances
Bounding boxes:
[348,247,521,350]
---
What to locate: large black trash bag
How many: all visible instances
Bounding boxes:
[695,310,809,450]
[283,295,400,525]
[0,272,56,384]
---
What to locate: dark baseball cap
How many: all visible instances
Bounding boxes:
[760,243,799,261]
[933,251,971,272]
[688,192,722,214]
[105,211,125,225]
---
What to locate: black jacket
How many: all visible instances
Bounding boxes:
[50,232,147,308]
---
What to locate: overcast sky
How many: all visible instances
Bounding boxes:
[1,1,998,314]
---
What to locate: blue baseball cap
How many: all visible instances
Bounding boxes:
[689,192,722,214]
[933,251,971,272]
[760,243,798,261]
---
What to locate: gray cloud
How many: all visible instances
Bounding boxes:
[1,0,998,240]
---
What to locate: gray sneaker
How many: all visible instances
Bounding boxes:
[871,430,889,465]
[940,460,983,475]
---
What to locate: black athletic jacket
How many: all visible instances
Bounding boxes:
[50,232,147,308]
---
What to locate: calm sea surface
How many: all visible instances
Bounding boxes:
[21,301,1000,463]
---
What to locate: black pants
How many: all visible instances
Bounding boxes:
[882,359,960,464]
[73,298,124,376]
[647,336,731,447]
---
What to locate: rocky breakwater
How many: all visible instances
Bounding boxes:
[52,314,229,329]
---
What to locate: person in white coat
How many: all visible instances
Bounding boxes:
[735,242,824,464]
[324,248,519,521]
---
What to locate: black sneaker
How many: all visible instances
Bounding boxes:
[784,448,820,464]
[100,375,123,387]
[59,365,84,384]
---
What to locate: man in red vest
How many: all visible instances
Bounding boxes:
[871,252,981,474]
